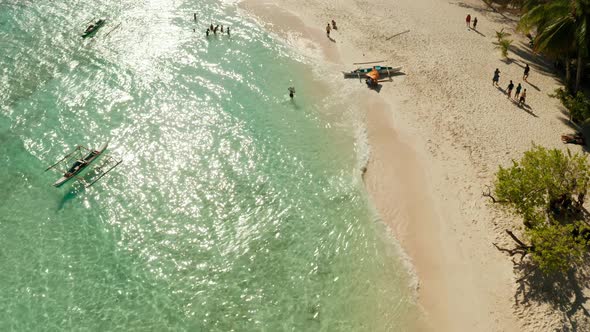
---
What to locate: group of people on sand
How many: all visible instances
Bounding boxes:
[492,64,530,107]
[205,23,230,37]
[326,20,337,38]
[465,14,478,30]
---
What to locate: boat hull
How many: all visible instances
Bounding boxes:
[53,143,108,187]
[81,19,106,38]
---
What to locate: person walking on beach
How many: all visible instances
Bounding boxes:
[523,64,530,81]
[492,68,500,86]
[473,17,478,30]
[466,14,471,28]
[519,89,527,106]
[507,80,514,98]
[326,23,331,37]
[515,83,522,99]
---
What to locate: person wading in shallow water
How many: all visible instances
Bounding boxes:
[288,86,295,99]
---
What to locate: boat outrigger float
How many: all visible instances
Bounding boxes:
[45,143,121,188]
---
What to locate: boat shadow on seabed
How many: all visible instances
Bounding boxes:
[57,185,86,211]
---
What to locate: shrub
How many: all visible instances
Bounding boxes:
[497,39,513,58]
[550,88,590,123]
[495,28,512,43]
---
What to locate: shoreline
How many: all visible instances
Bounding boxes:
[239,0,449,329]
[241,0,590,330]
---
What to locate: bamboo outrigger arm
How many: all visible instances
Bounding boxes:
[84,158,122,188]
[44,145,82,171]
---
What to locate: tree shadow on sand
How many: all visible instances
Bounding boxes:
[511,258,590,330]
[510,42,556,77]
[451,1,519,25]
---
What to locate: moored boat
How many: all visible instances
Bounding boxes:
[82,19,106,38]
[343,66,402,78]
[52,143,108,187]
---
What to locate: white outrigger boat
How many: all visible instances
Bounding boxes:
[46,143,121,188]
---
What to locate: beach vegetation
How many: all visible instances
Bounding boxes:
[550,88,590,123]
[518,0,590,92]
[495,28,511,43]
[492,145,590,274]
[496,38,513,58]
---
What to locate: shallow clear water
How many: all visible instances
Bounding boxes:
[0,0,420,330]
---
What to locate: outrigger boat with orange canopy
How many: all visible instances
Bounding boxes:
[365,68,380,87]
[343,65,402,79]
[45,143,121,188]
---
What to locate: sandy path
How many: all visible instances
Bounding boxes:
[241,0,590,330]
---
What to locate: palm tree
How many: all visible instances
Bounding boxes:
[519,0,589,92]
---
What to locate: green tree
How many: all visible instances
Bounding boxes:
[492,145,590,273]
[519,0,590,92]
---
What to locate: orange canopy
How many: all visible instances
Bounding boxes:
[366,68,380,81]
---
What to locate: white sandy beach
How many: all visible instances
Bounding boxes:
[242,0,590,330]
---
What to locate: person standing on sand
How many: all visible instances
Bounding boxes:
[473,17,478,30]
[523,64,530,81]
[507,80,514,98]
[519,89,527,106]
[332,19,337,30]
[326,23,331,37]
[492,68,500,86]
[466,14,471,28]
[515,83,522,99]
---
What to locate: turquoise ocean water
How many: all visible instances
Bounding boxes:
[0,0,420,330]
